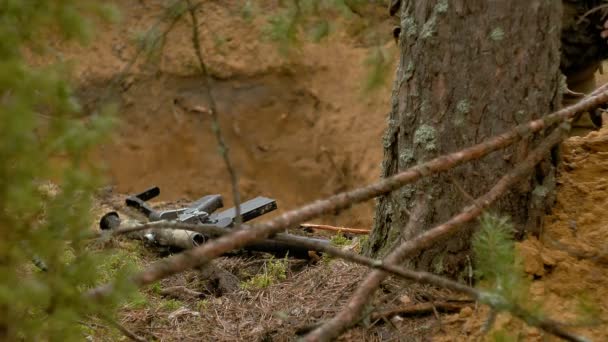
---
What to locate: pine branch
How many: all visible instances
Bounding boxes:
[186,0,242,229]
[304,123,572,341]
[85,89,607,302]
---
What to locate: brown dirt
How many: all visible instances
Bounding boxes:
[436,125,608,341]
[51,0,396,229]
[44,0,608,340]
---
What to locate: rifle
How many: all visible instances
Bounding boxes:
[101,186,329,259]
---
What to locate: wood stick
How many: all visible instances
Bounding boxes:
[370,302,469,321]
[160,286,205,299]
[300,223,371,235]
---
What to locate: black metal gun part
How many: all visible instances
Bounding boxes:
[116,187,329,259]
[125,187,277,228]
[125,186,160,217]
[210,196,277,227]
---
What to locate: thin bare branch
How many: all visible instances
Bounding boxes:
[160,285,205,299]
[85,89,607,302]
[370,302,469,321]
[300,223,371,235]
[576,3,608,25]
[305,123,572,341]
[187,0,242,228]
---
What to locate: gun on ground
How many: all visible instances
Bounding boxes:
[100,186,330,259]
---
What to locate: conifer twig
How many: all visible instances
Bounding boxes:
[305,123,571,341]
[86,90,607,302]
[186,0,242,229]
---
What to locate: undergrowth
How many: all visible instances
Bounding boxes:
[241,256,289,290]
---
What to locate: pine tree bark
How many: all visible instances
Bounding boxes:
[365,1,563,277]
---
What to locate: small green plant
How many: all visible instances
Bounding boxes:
[126,292,149,309]
[330,232,351,247]
[320,233,353,263]
[161,298,183,311]
[472,213,528,304]
[264,10,301,56]
[241,256,288,290]
[196,299,209,312]
[96,249,142,284]
[150,282,163,295]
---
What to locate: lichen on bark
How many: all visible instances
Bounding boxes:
[365,0,563,277]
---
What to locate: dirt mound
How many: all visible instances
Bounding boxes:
[436,127,608,341]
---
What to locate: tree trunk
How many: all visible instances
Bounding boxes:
[365,0,562,278]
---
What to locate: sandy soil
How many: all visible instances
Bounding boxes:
[436,126,608,341]
[52,0,396,230]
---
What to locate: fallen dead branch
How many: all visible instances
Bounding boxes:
[86,88,608,303]
[369,301,469,321]
[160,286,205,300]
[300,223,370,235]
[305,123,578,341]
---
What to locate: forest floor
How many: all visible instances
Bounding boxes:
[43,1,608,340]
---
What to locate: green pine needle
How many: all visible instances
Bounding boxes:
[472,213,527,303]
